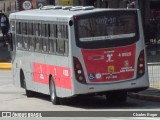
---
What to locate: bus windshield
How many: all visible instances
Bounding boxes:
[77,11,136,41]
[74,10,139,49]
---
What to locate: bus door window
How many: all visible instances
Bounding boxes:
[34,23,42,52]
[22,22,29,50]
[49,24,56,54]
[28,22,35,51]
[41,24,49,52]
[16,22,22,49]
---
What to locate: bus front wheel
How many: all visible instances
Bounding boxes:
[49,78,60,105]
[106,91,127,103]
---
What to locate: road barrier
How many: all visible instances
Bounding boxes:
[0,63,12,70]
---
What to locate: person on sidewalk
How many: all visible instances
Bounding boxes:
[0,13,9,46]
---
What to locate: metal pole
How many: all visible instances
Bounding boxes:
[4,2,5,13]
[15,1,17,11]
[9,2,11,11]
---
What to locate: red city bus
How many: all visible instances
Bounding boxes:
[9,6,149,105]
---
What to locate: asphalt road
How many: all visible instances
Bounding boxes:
[0,70,160,119]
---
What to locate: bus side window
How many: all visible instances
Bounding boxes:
[28,22,33,35]
[57,39,65,55]
[42,24,49,52]
[49,38,56,54]
[22,22,29,50]
[16,22,21,34]
[16,22,22,49]
[57,25,64,54]
[34,23,42,52]
[50,24,57,38]
[28,22,35,51]
[56,25,68,55]
[22,22,27,35]
[49,24,56,54]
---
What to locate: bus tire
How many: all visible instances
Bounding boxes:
[22,72,35,97]
[49,78,60,105]
[106,91,127,103]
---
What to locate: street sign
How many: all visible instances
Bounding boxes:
[22,0,32,10]
[37,2,46,9]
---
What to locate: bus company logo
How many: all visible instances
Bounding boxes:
[88,73,95,80]
[108,66,115,73]
[106,54,113,62]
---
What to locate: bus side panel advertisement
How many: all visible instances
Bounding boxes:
[82,44,136,82]
[32,63,72,89]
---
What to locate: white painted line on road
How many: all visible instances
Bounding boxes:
[0,76,12,78]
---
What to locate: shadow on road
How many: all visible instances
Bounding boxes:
[23,92,150,109]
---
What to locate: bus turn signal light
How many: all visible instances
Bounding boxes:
[137,49,145,78]
[73,57,86,84]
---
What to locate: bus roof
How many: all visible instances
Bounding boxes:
[9,6,138,21]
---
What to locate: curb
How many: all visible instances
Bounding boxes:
[0,63,12,70]
[128,92,160,102]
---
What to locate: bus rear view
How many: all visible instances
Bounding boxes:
[72,9,149,103]
[10,7,149,105]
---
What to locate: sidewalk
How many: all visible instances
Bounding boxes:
[128,88,160,102]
